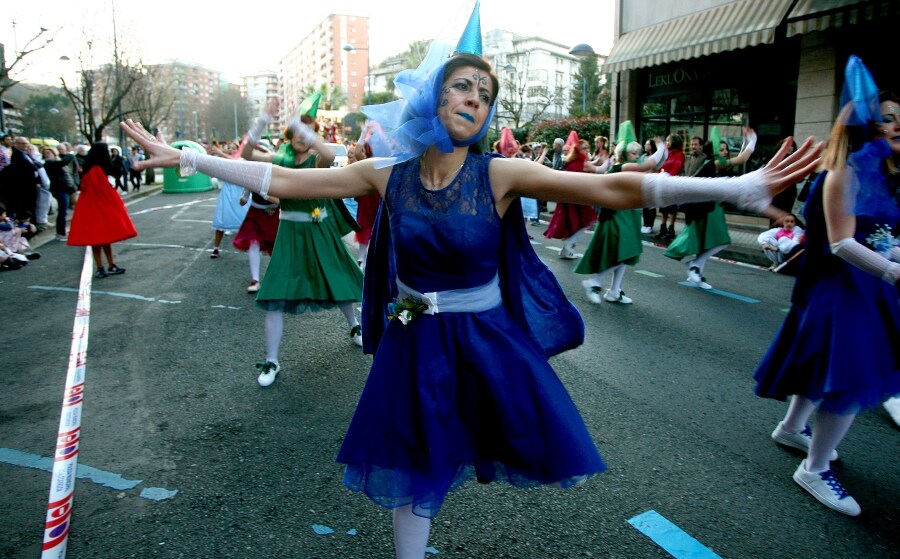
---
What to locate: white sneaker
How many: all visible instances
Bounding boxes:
[771,422,838,461]
[792,460,861,516]
[604,289,633,304]
[256,360,280,387]
[640,226,652,234]
[581,280,602,304]
[559,247,577,259]
[350,325,363,347]
[687,266,712,290]
[883,397,900,427]
[247,280,260,293]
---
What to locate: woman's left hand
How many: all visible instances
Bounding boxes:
[120,119,182,171]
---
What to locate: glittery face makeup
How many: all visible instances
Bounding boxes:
[880,102,900,133]
[876,101,900,154]
[437,65,495,141]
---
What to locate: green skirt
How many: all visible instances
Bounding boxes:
[574,209,642,274]
[664,204,731,261]
[256,212,363,314]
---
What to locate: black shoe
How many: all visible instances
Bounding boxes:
[96,267,108,278]
[108,264,126,275]
[24,252,41,261]
[665,230,676,241]
[1,259,23,271]
[654,225,668,240]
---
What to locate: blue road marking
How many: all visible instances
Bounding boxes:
[0,448,177,500]
[677,281,760,303]
[628,510,722,559]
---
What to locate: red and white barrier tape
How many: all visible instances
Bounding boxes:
[42,248,93,558]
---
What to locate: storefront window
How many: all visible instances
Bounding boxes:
[639,87,749,152]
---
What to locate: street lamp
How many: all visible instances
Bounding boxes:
[192,111,199,141]
[568,43,596,114]
[342,43,371,106]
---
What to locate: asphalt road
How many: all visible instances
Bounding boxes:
[1,190,897,558]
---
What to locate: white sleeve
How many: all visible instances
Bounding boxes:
[830,237,900,284]
[758,228,778,247]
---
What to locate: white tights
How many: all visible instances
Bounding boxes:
[393,505,431,559]
[592,263,626,292]
[264,304,359,363]
[248,241,261,281]
[564,226,591,250]
[781,395,857,472]
[690,244,727,273]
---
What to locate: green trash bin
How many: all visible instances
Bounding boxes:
[162,141,213,193]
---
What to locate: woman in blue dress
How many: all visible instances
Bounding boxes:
[120,11,819,557]
[753,56,900,517]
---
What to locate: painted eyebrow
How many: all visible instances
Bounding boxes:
[452,77,491,96]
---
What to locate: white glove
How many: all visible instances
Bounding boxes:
[641,169,772,214]
[286,116,318,145]
[248,111,272,145]
[180,149,273,199]
[831,237,900,284]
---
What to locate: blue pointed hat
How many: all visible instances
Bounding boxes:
[454,0,483,56]
[841,55,880,126]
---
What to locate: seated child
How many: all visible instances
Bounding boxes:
[757,214,804,266]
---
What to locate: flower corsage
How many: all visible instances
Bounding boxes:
[311,207,324,223]
[866,224,899,257]
[387,296,430,325]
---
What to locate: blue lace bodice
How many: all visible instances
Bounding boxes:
[385,152,502,292]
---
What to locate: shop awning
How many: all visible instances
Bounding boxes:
[785,0,897,37]
[602,0,794,74]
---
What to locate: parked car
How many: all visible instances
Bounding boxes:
[325,143,349,167]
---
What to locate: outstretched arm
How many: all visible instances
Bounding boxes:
[491,136,821,216]
[621,136,667,172]
[121,119,386,200]
[716,127,757,172]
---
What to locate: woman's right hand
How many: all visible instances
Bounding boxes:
[120,120,182,171]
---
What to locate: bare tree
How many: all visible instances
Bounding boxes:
[126,64,174,137]
[0,26,57,98]
[1,25,58,130]
[59,37,145,143]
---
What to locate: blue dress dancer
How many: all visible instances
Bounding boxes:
[120,4,822,555]
[754,55,900,517]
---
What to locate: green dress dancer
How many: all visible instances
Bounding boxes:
[574,162,643,304]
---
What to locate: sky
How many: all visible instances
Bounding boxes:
[3,0,615,86]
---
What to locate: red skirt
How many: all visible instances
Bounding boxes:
[232,205,279,254]
[67,167,138,246]
[354,193,380,245]
[543,203,597,240]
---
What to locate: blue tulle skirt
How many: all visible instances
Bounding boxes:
[337,303,606,518]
